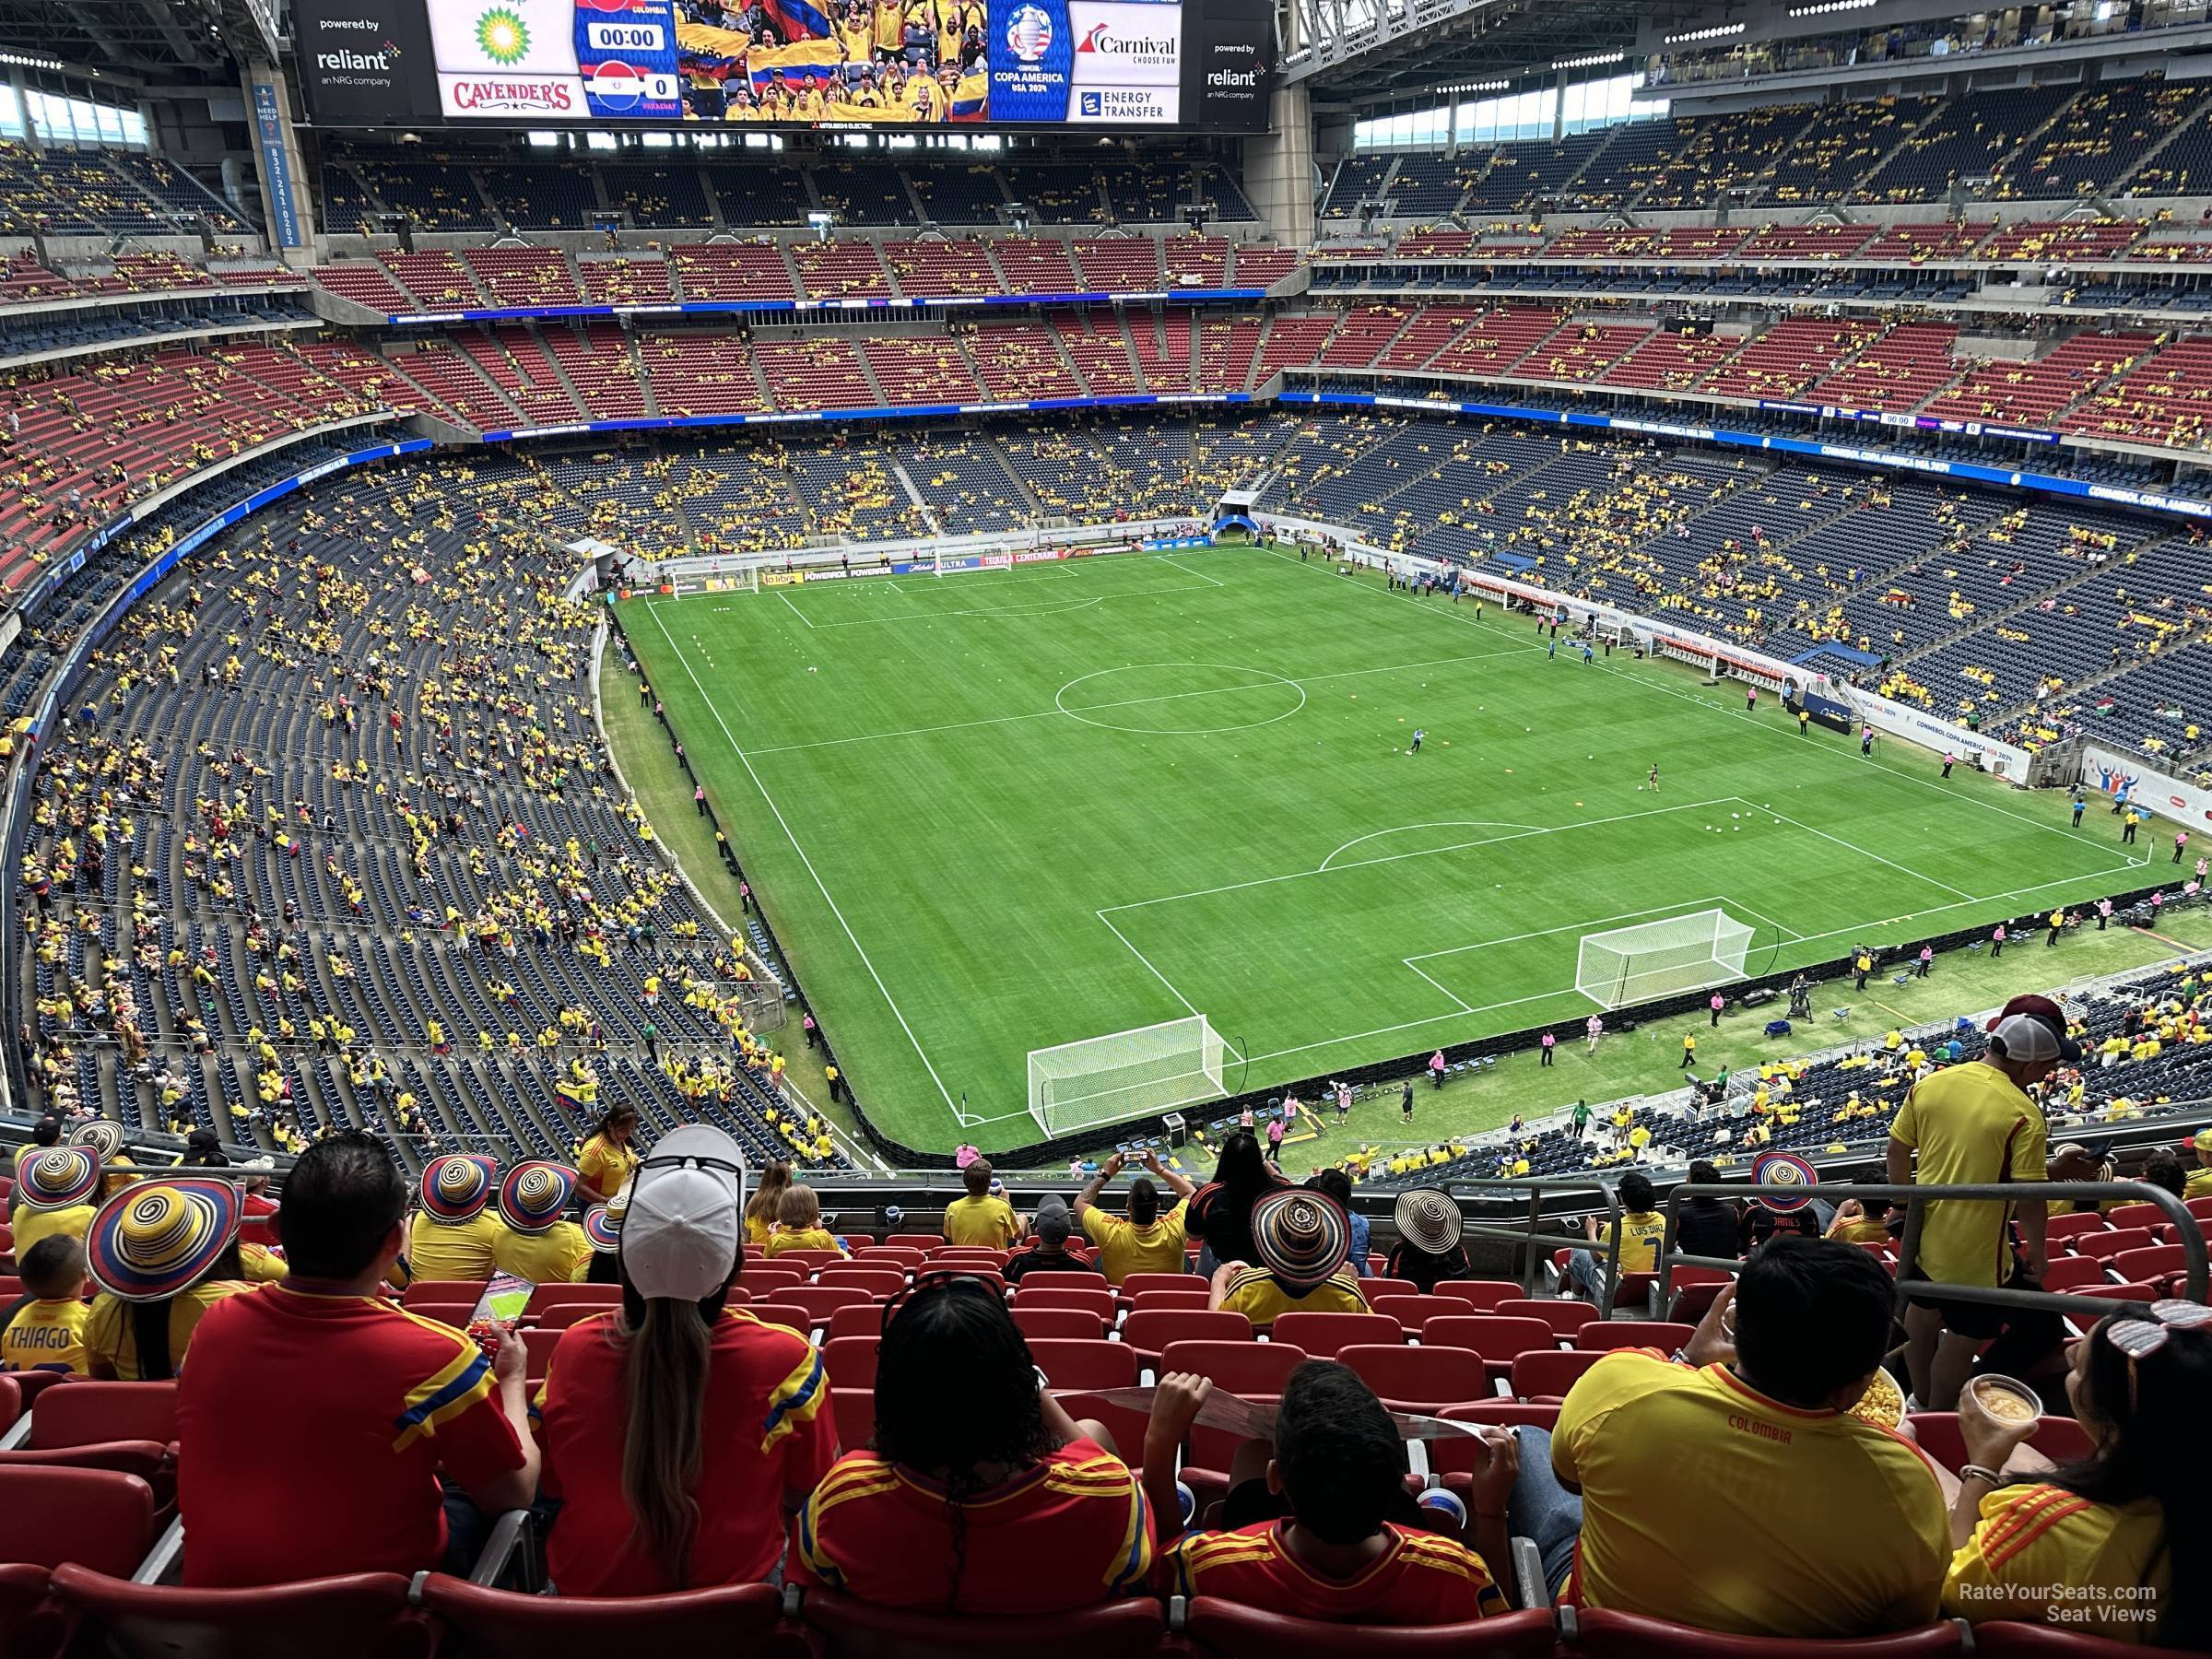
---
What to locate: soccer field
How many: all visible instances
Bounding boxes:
[618,543,2151,1154]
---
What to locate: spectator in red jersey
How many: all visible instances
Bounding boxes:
[176,1132,537,1587]
[534,1125,834,1595]
[1157,1361,1515,1623]
[791,1276,1155,1613]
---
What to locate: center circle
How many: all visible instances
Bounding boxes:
[1053,663,1308,735]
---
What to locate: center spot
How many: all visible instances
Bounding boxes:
[1054,663,1307,735]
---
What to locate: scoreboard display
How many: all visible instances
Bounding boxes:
[294,0,1273,129]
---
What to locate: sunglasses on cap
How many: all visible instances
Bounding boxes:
[2101,1298,2212,1411]
[635,1151,745,1181]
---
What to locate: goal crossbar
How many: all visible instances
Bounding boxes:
[1575,908,1757,1011]
[1028,1015,1227,1139]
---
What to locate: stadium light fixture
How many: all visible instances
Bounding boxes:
[1663,21,1747,42]
[1785,0,1875,15]
[0,53,63,72]
[1437,78,1510,95]
[1550,49,1625,70]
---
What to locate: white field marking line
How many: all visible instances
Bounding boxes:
[1741,796,1975,903]
[641,599,960,1116]
[774,589,814,630]
[1403,895,1737,967]
[784,570,1219,629]
[1103,798,1738,915]
[1774,859,2152,953]
[1724,900,1803,943]
[1319,820,1543,871]
[1094,908,1202,1018]
[1254,543,2100,856]
[739,647,1524,759]
[883,580,905,594]
[1153,553,1226,588]
[1402,957,1476,1014]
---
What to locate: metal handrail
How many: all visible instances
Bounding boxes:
[1658,1179,2208,1314]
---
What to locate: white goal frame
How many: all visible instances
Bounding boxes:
[1027,1015,1228,1139]
[1575,908,1758,1010]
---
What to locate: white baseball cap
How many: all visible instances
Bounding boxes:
[622,1124,747,1302]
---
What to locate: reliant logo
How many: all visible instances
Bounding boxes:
[1077,22,1173,53]
[1206,66,1256,86]
[319,47,394,69]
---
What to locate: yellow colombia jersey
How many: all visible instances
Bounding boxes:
[1944,1483,2170,1643]
[1890,1063,2048,1288]
[943,1194,1018,1248]
[84,1279,253,1381]
[406,1211,501,1282]
[1079,1200,1188,1285]
[1,1298,89,1374]
[1554,1350,1947,1639]
[491,1222,592,1287]
[1596,1210,1668,1274]
[1218,1268,1367,1332]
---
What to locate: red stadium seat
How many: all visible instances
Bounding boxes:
[826,1303,887,1341]
[781,1287,875,1326]
[886,1233,947,1248]
[1369,1295,1460,1337]
[523,1283,620,1315]
[2071,1229,2155,1263]
[48,1565,436,1659]
[1028,1339,1137,1392]
[1559,1606,1963,1655]
[1009,1284,1117,1324]
[1492,1298,1598,1341]
[1511,1348,1608,1402]
[1183,1598,1557,1657]
[1159,1339,1306,1396]
[922,1267,1006,1297]
[767,1249,849,1274]
[1576,1321,1695,1354]
[814,1266,908,1299]
[1360,1280,1430,1305]
[830,1388,875,1453]
[1904,1411,2094,1474]
[2186,1196,2212,1224]
[1120,1272,1203,1298]
[1267,1312,1403,1358]
[1427,1404,1562,1493]
[1121,1310,1251,1368]
[1969,1621,2159,1656]
[1433,1280,1524,1312]
[2037,1256,2110,1291]
[2102,1202,2171,1233]
[2044,1212,2112,1241]
[1420,1316,1559,1382]
[28,1381,176,1451]
[0,1466,159,1573]
[398,1279,486,1308]
[821,1336,881,1391]
[0,1375,17,1438]
[534,1305,617,1333]
[414,1574,788,1656]
[1335,1344,1489,1413]
[2109,1244,2188,1290]
[1128,1288,1213,1312]
[1011,1306,1105,1341]
[796,1584,1164,1659]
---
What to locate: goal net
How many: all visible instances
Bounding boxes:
[1575,909,1758,1009]
[1028,1015,1227,1139]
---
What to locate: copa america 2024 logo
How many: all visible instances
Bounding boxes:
[1006,4,1053,61]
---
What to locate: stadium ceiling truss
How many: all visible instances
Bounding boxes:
[1280,0,1703,110]
[0,0,240,77]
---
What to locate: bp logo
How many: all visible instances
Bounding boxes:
[475,6,531,64]
[1005,4,1053,62]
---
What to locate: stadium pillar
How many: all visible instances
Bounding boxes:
[1242,81,1316,247]
[239,62,316,266]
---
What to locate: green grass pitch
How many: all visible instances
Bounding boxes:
[618,542,2153,1154]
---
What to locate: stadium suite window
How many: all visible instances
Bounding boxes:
[1350,73,1664,149]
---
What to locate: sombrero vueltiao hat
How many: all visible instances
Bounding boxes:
[583,1197,624,1254]
[18,1146,100,1211]
[419,1154,499,1225]
[1250,1187,1349,1291]
[1750,1150,1820,1213]
[1394,1187,1465,1256]
[87,1179,242,1302]
[72,1121,124,1160]
[500,1161,578,1236]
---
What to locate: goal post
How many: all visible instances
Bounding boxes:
[1027,1015,1228,1139]
[1575,909,1759,1010]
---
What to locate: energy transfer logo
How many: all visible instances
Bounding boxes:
[475,6,532,65]
[1005,5,1053,62]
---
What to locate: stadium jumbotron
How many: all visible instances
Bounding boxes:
[0,0,2208,1644]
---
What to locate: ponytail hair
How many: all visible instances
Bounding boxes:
[615,1276,729,1588]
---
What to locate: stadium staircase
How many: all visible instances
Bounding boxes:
[2108,95,2212,194]
[1887,522,2174,674]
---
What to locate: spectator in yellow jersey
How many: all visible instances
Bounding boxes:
[1943,1300,2208,1648]
[83,1178,257,1381]
[1889,994,2068,1410]
[73,1120,138,1199]
[575,1103,641,1206]
[1515,1237,1946,1637]
[12,1145,101,1256]
[763,1184,846,1258]
[1074,1147,1194,1284]
[1562,1171,1666,1301]
[1210,1188,1367,1332]
[1826,1197,1895,1245]
[406,1154,502,1281]
[943,1157,1022,1248]
[0,1235,91,1374]
[2184,1129,2212,1201]
[490,1162,591,1285]
[744,1159,792,1247]
[9,1115,63,1210]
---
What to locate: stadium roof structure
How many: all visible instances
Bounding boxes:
[0,0,267,81]
[1283,0,1706,106]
